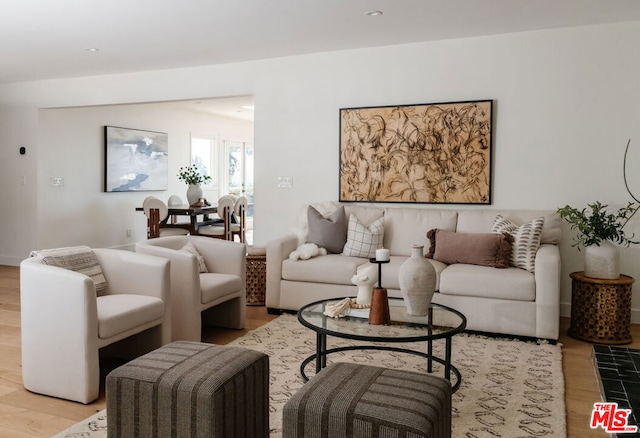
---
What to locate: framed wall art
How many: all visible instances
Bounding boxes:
[104,126,168,192]
[339,100,493,204]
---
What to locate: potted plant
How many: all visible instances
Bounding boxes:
[557,140,639,279]
[557,202,638,279]
[178,165,211,206]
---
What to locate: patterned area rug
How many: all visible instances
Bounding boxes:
[54,314,566,437]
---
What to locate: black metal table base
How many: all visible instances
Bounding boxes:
[300,338,462,393]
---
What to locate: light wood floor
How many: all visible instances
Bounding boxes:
[1,265,637,437]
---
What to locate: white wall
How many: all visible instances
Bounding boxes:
[36,103,253,249]
[2,21,640,321]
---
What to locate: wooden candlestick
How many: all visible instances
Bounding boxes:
[369,287,390,325]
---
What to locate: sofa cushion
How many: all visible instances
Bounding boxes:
[97,294,164,339]
[426,229,513,268]
[283,254,369,286]
[342,215,385,258]
[200,273,243,303]
[383,208,458,256]
[492,215,544,273]
[438,264,535,301]
[306,206,347,254]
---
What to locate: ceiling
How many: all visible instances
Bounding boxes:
[4,1,640,120]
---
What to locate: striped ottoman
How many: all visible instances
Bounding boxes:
[106,341,269,438]
[283,362,451,438]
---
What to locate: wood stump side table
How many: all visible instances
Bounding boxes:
[569,271,634,344]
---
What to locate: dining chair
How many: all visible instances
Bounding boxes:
[167,195,191,225]
[231,196,248,243]
[197,196,234,240]
[142,196,190,238]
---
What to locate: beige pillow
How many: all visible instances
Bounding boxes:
[34,246,108,295]
[181,242,208,273]
[342,215,384,258]
[426,229,513,268]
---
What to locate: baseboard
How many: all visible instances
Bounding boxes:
[0,255,23,267]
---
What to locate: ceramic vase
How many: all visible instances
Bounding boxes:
[398,245,436,316]
[186,184,202,206]
[584,240,620,279]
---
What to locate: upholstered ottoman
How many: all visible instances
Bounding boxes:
[106,341,269,438]
[283,362,451,438]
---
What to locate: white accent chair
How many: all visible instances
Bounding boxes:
[20,249,171,404]
[136,235,246,341]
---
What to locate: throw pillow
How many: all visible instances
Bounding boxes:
[491,215,545,273]
[342,214,385,258]
[180,242,208,273]
[33,246,108,295]
[426,229,513,268]
[306,205,347,254]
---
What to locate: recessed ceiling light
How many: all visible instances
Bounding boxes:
[85,48,100,52]
[366,10,383,17]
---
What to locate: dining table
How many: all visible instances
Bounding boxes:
[137,203,219,235]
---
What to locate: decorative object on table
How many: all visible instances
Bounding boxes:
[368,287,390,325]
[557,139,640,279]
[178,164,212,206]
[368,257,391,324]
[322,298,369,319]
[339,100,493,204]
[399,245,436,316]
[104,126,168,192]
[351,265,378,306]
[557,201,638,279]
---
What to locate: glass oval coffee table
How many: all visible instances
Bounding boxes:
[297,297,467,392]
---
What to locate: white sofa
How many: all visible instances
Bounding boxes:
[266,204,562,340]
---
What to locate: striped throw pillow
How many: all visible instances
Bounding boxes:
[491,215,545,273]
[33,246,108,295]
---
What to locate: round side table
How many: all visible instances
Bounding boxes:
[569,271,634,344]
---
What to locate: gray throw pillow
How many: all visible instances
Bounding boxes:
[307,206,347,254]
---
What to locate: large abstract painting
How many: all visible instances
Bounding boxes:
[339,100,493,204]
[104,126,168,192]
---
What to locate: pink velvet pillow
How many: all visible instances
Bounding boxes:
[426,229,514,268]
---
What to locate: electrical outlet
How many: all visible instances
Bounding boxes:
[126,229,132,238]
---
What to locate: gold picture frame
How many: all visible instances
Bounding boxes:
[339,100,493,204]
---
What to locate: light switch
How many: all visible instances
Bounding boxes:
[277,176,293,188]
[51,177,64,187]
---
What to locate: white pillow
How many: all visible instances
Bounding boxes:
[181,242,208,273]
[342,214,385,258]
[491,215,544,273]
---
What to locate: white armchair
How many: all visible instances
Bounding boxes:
[20,248,170,404]
[136,235,246,341]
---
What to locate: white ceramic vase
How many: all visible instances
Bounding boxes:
[398,245,436,316]
[186,184,202,206]
[584,240,620,279]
